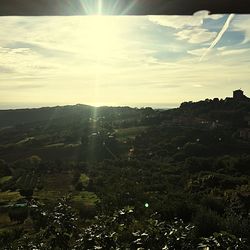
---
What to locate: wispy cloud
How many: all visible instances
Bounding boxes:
[149,11,223,45]
[0,83,44,90]
[231,15,250,43]
[0,15,249,108]
[220,48,250,56]
[0,65,14,73]
[148,10,223,29]
[176,28,216,44]
[187,48,208,56]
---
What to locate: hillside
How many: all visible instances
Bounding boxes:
[0,104,144,127]
[0,95,249,249]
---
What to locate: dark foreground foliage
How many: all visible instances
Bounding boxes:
[1,199,247,250]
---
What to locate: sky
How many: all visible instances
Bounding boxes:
[0,11,250,109]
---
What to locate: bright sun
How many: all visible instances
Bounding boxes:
[75,15,123,106]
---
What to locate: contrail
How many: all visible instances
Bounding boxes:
[200,14,235,61]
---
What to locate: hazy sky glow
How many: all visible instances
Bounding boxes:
[0,12,250,109]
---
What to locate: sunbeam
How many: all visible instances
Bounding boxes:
[121,0,139,15]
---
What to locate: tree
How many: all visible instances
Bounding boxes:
[0,159,11,177]
[19,189,33,199]
[8,207,28,223]
[184,157,212,173]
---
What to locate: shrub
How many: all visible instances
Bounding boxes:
[19,189,33,198]
[78,205,97,219]
[198,231,248,249]
[213,155,238,173]
[8,207,28,223]
[0,228,22,248]
[201,196,225,215]
[185,157,213,173]
[194,208,223,237]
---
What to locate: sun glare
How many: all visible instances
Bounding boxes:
[76,15,123,108]
[82,16,121,59]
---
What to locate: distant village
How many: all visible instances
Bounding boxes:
[168,90,250,140]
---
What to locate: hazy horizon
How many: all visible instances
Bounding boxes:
[1,12,250,109]
[0,101,179,111]
[0,91,246,111]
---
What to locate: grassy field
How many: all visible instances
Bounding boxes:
[41,172,73,191]
[44,143,65,148]
[33,190,69,203]
[79,174,89,188]
[34,171,74,203]
[0,213,11,226]
[0,191,22,203]
[0,176,12,185]
[0,191,22,227]
[0,171,99,228]
[33,172,99,208]
[115,126,148,141]
[71,191,100,207]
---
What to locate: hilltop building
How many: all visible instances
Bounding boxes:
[233,89,249,101]
[233,89,244,99]
[225,89,249,103]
